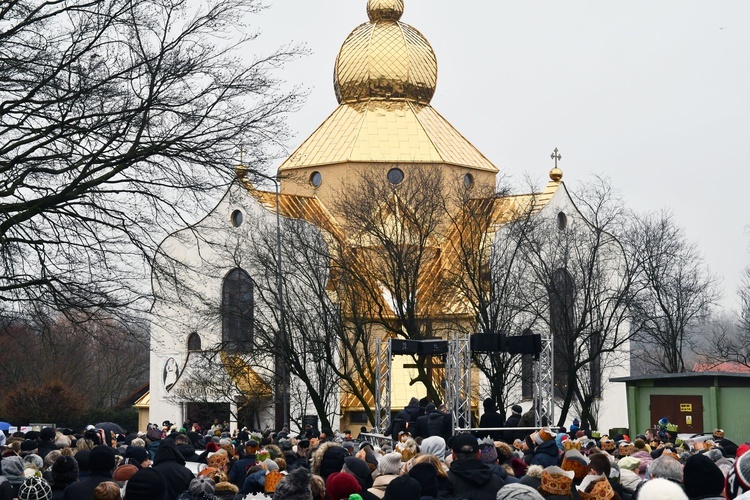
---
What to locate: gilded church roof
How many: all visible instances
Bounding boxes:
[277,100,497,172]
[278,0,497,173]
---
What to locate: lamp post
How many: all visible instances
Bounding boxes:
[255,171,289,430]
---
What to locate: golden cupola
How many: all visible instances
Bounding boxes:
[334,0,437,104]
[277,0,498,190]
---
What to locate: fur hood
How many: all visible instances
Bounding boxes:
[310,442,344,476]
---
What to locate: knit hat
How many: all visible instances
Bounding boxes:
[378,452,403,475]
[383,474,421,500]
[89,445,116,473]
[519,465,543,489]
[2,455,25,477]
[512,404,523,415]
[18,476,51,500]
[496,483,545,499]
[540,466,574,496]
[510,457,528,478]
[484,398,497,412]
[479,438,498,464]
[326,472,361,500]
[189,476,215,495]
[343,457,371,487]
[561,449,589,480]
[264,457,279,471]
[273,467,313,500]
[123,467,167,500]
[124,446,149,464]
[727,450,750,499]
[683,453,723,498]
[51,455,79,484]
[637,477,688,500]
[408,462,438,498]
[113,464,139,482]
[24,454,43,471]
[420,436,446,458]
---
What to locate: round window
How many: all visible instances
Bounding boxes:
[310,171,322,188]
[231,209,243,227]
[387,168,404,185]
[463,173,474,189]
[557,211,568,230]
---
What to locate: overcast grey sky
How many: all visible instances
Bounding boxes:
[251,1,750,312]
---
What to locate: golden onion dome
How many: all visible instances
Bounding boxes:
[334,0,437,104]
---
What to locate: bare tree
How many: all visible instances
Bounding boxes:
[0,0,302,321]
[626,211,720,373]
[517,177,634,428]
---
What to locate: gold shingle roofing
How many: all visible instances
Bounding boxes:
[277,101,498,173]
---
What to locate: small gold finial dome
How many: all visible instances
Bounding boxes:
[549,167,563,182]
[334,0,437,104]
[367,0,404,21]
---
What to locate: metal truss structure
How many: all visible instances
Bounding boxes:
[445,333,472,435]
[534,330,554,427]
[375,339,392,434]
[375,332,554,436]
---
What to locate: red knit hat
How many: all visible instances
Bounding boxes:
[326,472,361,500]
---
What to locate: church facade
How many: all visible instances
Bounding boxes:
[148,0,629,434]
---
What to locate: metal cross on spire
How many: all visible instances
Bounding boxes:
[550,147,562,168]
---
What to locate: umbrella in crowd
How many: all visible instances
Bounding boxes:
[95,422,125,436]
[0,422,11,431]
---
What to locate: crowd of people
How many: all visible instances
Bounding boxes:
[1,399,749,500]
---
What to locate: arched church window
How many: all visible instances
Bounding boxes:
[222,268,254,353]
[549,268,575,398]
[187,332,202,351]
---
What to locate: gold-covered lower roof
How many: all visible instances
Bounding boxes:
[277,101,498,173]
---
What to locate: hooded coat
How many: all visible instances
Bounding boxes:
[447,458,505,500]
[530,440,559,468]
[152,439,194,500]
[310,442,348,482]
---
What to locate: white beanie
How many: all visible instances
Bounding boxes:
[638,478,688,500]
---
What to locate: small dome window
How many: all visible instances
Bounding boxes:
[231,210,243,227]
[310,171,322,188]
[387,168,404,185]
[187,332,202,351]
[557,211,568,230]
[463,173,474,189]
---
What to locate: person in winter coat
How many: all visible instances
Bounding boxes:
[529,439,559,468]
[446,434,505,500]
[384,397,421,441]
[414,403,434,439]
[310,442,348,484]
[151,438,194,500]
[50,455,79,500]
[63,445,116,500]
[477,399,505,441]
[1,455,26,497]
[502,405,525,444]
[368,452,402,498]
[427,404,453,441]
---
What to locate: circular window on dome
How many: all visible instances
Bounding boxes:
[310,171,322,188]
[557,211,568,231]
[463,173,474,189]
[231,210,243,227]
[387,168,404,185]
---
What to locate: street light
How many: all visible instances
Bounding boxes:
[252,170,289,430]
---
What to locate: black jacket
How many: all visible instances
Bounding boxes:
[502,413,524,443]
[427,410,452,440]
[447,458,505,500]
[529,439,559,467]
[63,473,112,500]
[152,440,194,500]
[477,410,505,441]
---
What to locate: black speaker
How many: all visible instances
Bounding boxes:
[506,334,542,356]
[391,339,420,355]
[419,339,449,354]
[470,333,506,352]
